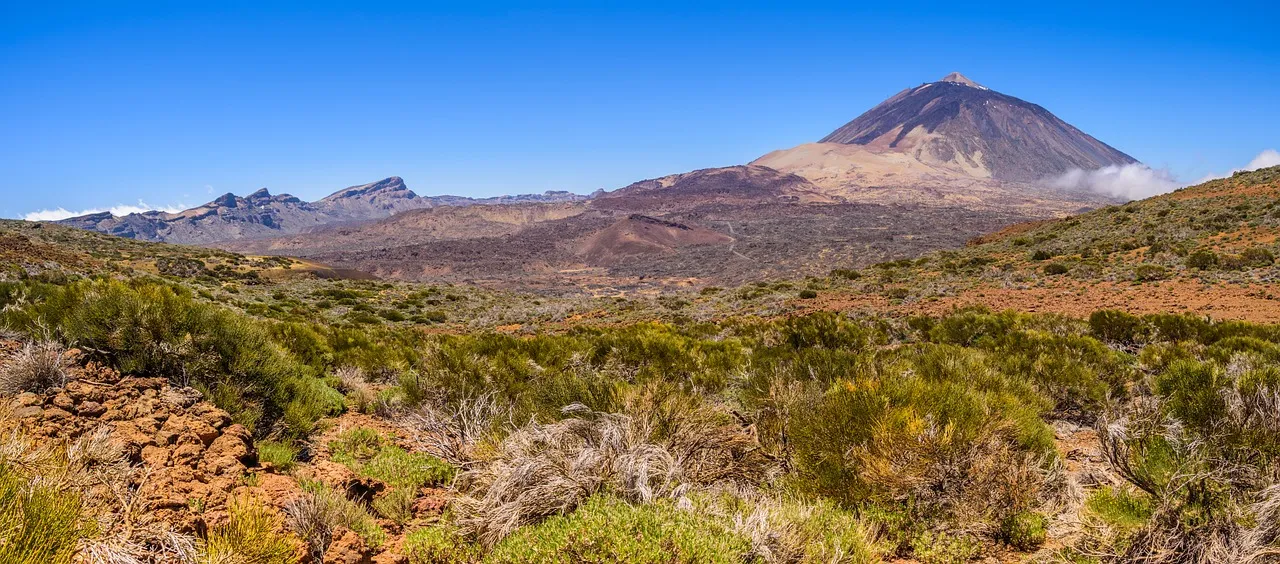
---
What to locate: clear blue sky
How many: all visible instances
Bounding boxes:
[2,1,1277,219]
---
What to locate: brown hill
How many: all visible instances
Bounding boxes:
[591,165,838,212]
[221,202,587,256]
[578,214,733,264]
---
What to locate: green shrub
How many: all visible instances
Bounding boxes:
[330,427,454,524]
[999,511,1047,550]
[405,524,483,564]
[1089,310,1148,345]
[1042,262,1069,275]
[0,465,88,564]
[1133,263,1169,281]
[1030,250,1052,261]
[1241,246,1275,267]
[798,289,818,299]
[1186,249,1219,269]
[257,440,299,472]
[1,279,341,436]
[1085,487,1153,533]
[486,495,752,563]
[201,498,298,564]
[910,531,981,564]
[788,344,1054,520]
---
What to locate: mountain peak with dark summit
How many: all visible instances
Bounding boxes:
[818,73,1136,182]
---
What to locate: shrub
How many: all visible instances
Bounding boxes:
[1030,250,1052,261]
[285,481,386,560]
[486,495,753,563]
[910,531,981,564]
[454,398,770,546]
[405,524,483,564]
[1186,249,1219,269]
[1089,310,1148,345]
[1,279,342,436]
[200,498,299,564]
[330,427,453,524]
[1133,263,1169,281]
[0,464,88,564]
[1042,262,1069,275]
[0,340,68,394]
[999,511,1047,550]
[798,289,818,299]
[1241,246,1276,267]
[788,344,1054,525]
[714,494,880,564]
[1085,487,1153,534]
[256,440,299,472]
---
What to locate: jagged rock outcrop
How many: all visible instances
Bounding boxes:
[57,177,591,245]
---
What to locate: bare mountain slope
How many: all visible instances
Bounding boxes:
[819,72,1136,182]
[755,73,1134,214]
[591,165,838,212]
[578,214,733,264]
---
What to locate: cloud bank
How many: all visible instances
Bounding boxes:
[24,201,188,222]
[1046,163,1180,201]
[1047,149,1280,202]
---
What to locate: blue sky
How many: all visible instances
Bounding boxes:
[2,1,1277,219]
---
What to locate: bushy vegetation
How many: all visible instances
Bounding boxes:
[200,498,299,564]
[9,246,1280,560]
[0,464,88,564]
[0,278,342,436]
[329,427,454,524]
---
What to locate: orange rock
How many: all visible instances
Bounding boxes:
[326,528,375,564]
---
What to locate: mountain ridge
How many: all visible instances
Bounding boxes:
[56,177,591,245]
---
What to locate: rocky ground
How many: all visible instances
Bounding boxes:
[0,338,451,563]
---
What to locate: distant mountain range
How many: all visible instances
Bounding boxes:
[58,73,1140,287]
[57,176,591,245]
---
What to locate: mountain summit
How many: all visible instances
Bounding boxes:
[817,73,1136,182]
[937,72,986,89]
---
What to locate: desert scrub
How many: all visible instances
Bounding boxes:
[0,339,68,394]
[329,427,454,523]
[0,464,89,564]
[788,343,1056,526]
[405,523,484,564]
[256,440,300,472]
[910,531,981,564]
[0,278,343,436]
[200,497,299,564]
[486,495,753,564]
[286,480,387,559]
[698,492,882,564]
[1084,486,1153,536]
[999,510,1048,550]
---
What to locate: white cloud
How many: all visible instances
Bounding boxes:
[1194,149,1280,184]
[23,201,188,222]
[1047,149,1280,202]
[1245,149,1280,171]
[1046,163,1180,201]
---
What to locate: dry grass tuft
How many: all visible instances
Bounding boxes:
[453,394,775,547]
[401,391,510,467]
[0,340,69,394]
[284,482,385,560]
